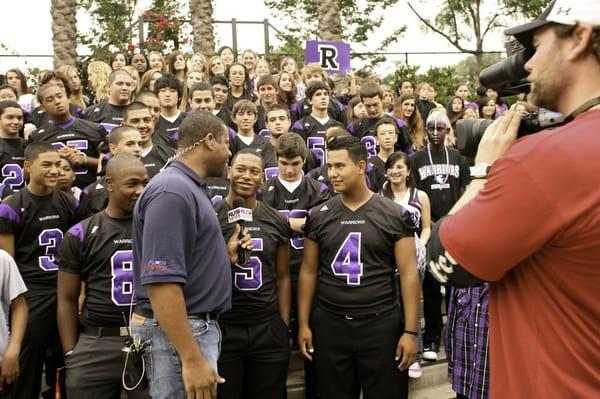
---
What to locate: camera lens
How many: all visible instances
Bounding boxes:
[456,119,494,160]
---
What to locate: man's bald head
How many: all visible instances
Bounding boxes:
[106,153,146,181]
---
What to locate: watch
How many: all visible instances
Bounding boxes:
[470,163,491,179]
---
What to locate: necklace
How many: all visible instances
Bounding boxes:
[427,143,449,185]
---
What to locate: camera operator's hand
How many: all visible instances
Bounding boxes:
[475,110,523,165]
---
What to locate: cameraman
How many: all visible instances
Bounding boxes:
[427,1,600,397]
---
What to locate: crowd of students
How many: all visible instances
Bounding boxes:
[0,48,507,399]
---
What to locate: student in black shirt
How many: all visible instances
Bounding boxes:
[368,117,400,193]
[215,150,291,399]
[124,102,175,179]
[348,83,413,158]
[298,136,419,399]
[85,69,134,133]
[78,125,144,218]
[291,81,344,168]
[153,74,186,149]
[209,75,234,128]
[58,154,149,398]
[0,142,78,398]
[410,110,470,361]
[30,83,105,189]
[0,101,26,192]
[230,100,275,169]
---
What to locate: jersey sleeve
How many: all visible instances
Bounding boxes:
[304,206,322,242]
[138,192,193,285]
[439,157,564,282]
[58,223,85,274]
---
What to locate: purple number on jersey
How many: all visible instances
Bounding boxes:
[331,232,363,285]
[234,238,263,291]
[1,164,24,189]
[307,136,325,167]
[361,136,377,158]
[264,167,280,180]
[111,250,134,306]
[52,140,89,174]
[38,228,64,271]
[279,209,307,250]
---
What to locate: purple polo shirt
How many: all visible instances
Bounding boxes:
[132,160,231,314]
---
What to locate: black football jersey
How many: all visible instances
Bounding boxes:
[261,176,329,279]
[29,118,105,188]
[347,117,413,158]
[229,133,276,169]
[27,103,86,128]
[410,146,471,221]
[59,211,134,327]
[0,138,26,191]
[0,189,77,295]
[142,143,175,179]
[154,112,187,149]
[215,201,289,325]
[78,176,108,219]
[214,107,235,130]
[367,155,387,193]
[305,195,412,314]
[291,115,342,167]
[85,101,127,133]
[290,97,346,126]
[205,176,229,206]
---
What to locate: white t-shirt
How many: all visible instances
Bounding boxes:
[0,250,27,356]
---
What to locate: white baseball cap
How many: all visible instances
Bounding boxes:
[505,0,600,49]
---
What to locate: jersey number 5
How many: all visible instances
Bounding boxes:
[331,232,363,285]
[234,238,263,291]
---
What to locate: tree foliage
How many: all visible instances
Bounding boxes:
[264,0,401,63]
[143,0,187,53]
[78,0,137,58]
[402,0,547,72]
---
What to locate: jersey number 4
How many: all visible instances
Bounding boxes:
[234,238,263,291]
[331,232,363,285]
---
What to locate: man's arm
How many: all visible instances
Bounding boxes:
[0,294,27,386]
[57,271,82,352]
[297,237,319,361]
[0,234,15,257]
[146,283,224,397]
[274,244,291,325]
[393,237,419,370]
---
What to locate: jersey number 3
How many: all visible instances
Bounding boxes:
[331,232,363,285]
[38,228,64,271]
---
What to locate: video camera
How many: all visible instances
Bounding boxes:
[456,38,564,158]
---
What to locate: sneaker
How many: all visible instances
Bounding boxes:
[408,361,422,378]
[423,342,439,361]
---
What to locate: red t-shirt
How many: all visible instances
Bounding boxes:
[440,109,600,398]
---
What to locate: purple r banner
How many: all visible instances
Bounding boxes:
[305,40,351,74]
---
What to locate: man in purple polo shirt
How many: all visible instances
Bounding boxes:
[131,110,251,399]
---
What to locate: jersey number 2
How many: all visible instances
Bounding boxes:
[331,232,363,285]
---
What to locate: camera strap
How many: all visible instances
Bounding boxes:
[563,96,600,123]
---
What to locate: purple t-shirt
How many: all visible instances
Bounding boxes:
[132,160,231,314]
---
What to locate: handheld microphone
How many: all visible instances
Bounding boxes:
[228,197,253,265]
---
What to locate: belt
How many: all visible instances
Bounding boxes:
[80,324,130,337]
[134,305,219,322]
[320,306,395,320]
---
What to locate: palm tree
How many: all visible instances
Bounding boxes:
[51,0,79,68]
[317,0,342,41]
[190,0,215,56]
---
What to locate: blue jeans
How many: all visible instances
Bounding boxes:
[130,314,222,399]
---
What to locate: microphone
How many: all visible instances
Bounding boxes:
[228,197,253,265]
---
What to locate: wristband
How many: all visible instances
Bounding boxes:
[403,330,418,336]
